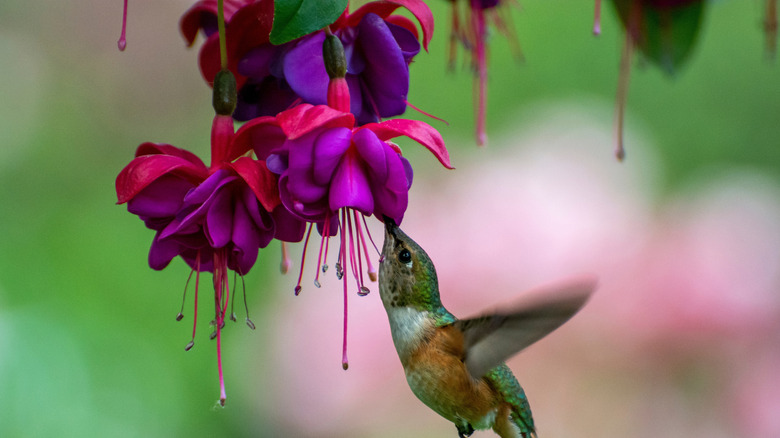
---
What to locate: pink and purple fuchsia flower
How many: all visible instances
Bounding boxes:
[181,0,434,124]
[116,70,305,405]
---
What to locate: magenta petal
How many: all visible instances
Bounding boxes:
[205,187,233,248]
[167,171,238,238]
[286,135,328,204]
[278,174,331,221]
[272,205,306,242]
[357,13,409,118]
[329,151,374,214]
[353,128,388,182]
[312,127,352,185]
[283,32,329,106]
[382,145,409,193]
[127,175,194,218]
[148,232,184,270]
[371,148,409,224]
[230,198,261,274]
[240,186,274,248]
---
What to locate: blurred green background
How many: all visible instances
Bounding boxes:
[1,1,779,437]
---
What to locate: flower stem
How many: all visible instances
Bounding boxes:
[471,0,488,147]
[614,3,639,162]
[217,0,228,70]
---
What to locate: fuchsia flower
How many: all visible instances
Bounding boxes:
[116,109,305,405]
[229,100,451,367]
[116,116,304,274]
[179,0,434,124]
[239,103,451,276]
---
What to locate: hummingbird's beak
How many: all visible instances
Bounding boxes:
[383,215,398,238]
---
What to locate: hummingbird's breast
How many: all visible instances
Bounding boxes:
[399,321,501,430]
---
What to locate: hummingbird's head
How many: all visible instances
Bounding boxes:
[378,217,441,311]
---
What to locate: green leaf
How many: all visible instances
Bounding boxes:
[270,0,349,45]
[612,0,707,76]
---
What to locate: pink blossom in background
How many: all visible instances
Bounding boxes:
[242,106,780,438]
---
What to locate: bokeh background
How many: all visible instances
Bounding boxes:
[1,1,779,437]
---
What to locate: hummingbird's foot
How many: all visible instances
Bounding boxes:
[456,423,475,438]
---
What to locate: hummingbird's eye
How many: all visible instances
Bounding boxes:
[398,248,412,264]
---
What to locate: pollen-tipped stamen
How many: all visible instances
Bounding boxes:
[593,0,602,35]
[356,212,377,283]
[229,271,238,322]
[117,0,128,51]
[314,213,332,288]
[346,210,367,296]
[294,224,314,295]
[240,275,255,330]
[178,269,195,321]
[185,252,202,351]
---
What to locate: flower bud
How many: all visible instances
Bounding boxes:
[323,34,347,79]
[212,69,237,116]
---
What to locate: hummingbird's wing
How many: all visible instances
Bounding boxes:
[455,277,596,379]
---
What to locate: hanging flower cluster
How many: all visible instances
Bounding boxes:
[446,0,521,147]
[596,0,706,160]
[115,0,451,405]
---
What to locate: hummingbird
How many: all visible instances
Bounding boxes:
[378,218,595,438]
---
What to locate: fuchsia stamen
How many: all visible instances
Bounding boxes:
[314,213,332,288]
[117,0,128,51]
[295,224,314,295]
[185,252,202,352]
[594,0,602,35]
[356,213,377,282]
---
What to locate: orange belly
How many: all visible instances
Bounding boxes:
[402,325,500,430]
